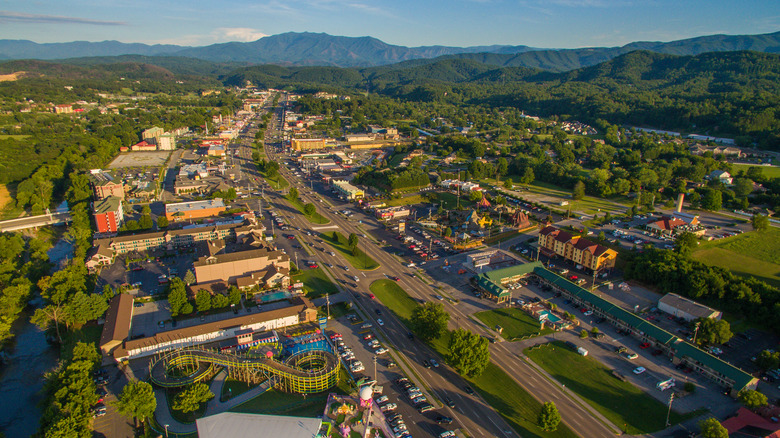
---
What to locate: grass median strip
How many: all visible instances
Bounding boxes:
[292,267,339,299]
[320,232,380,270]
[475,308,554,340]
[287,197,330,224]
[369,280,578,438]
[525,341,691,434]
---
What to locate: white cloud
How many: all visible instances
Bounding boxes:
[214,28,269,42]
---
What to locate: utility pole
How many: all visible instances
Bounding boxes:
[665,392,675,427]
[373,355,377,382]
[326,292,330,319]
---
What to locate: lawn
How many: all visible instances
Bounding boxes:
[369,280,578,438]
[0,134,30,140]
[320,232,380,271]
[386,194,425,207]
[731,163,780,179]
[369,279,420,323]
[287,197,330,224]
[221,377,261,399]
[525,342,690,434]
[260,169,289,190]
[230,388,329,417]
[292,267,339,299]
[525,181,629,215]
[692,228,780,287]
[475,308,553,340]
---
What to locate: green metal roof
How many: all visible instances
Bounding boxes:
[482,261,544,284]
[476,275,508,298]
[672,339,755,391]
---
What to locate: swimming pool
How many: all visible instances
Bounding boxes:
[259,290,294,303]
[539,310,562,323]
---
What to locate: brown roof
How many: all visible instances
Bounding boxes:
[119,296,315,355]
[94,222,257,247]
[649,217,686,231]
[541,225,613,257]
[193,247,288,267]
[100,294,134,348]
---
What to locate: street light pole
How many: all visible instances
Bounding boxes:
[164,424,169,438]
[373,355,377,382]
[665,393,675,427]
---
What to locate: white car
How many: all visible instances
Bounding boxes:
[374,347,389,355]
[584,310,594,316]
[633,366,646,375]
[626,353,639,360]
[375,395,389,404]
[351,365,365,372]
[380,403,397,412]
[377,319,384,326]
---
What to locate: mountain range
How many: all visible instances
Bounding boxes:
[1,31,780,71]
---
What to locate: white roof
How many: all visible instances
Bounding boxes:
[196,412,322,438]
[165,198,225,214]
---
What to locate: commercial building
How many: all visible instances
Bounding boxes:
[207,144,226,156]
[99,294,134,356]
[93,196,124,233]
[89,170,124,200]
[375,206,410,221]
[165,199,226,222]
[538,226,617,272]
[193,246,290,285]
[475,261,758,396]
[332,180,364,201]
[658,293,722,322]
[112,296,318,359]
[130,141,157,151]
[54,104,73,114]
[197,413,325,438]
[142,126,164,145]
[157,133,176,150]
[291,138,326,151]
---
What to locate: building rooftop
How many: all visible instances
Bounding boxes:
[659,293,720,319]
[94,196,122,214]
[165,199,225,215]
[193,247,288,267]
[196,412,323,438]
[99,294,134,348]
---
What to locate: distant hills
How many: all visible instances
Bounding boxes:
[1,31,779,71]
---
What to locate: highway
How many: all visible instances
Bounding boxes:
[236,95,616,438]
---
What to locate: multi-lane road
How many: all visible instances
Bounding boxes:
[234,96,618,438]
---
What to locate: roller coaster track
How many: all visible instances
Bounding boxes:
[149,347,340,393]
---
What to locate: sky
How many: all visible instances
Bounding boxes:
[0,0,778,49]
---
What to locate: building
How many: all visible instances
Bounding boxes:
[474,261,758,396]
[193,246,290,285]
[89,170,124,200]
[345,134,375,143]
[332,180,364,201]
[157,133,176,150]
[142,126,164,145]
[538,226,617,272]
[93,196,124,233]
[197,413,325,438]
[291,138,326,151]
[658,293,722,322]
[207,144,226,156]
[708,170,733,185]
[165,199,226,222]
[99,294,134,356]
[113,296,318,359]
[375,206,410,221]
[131,141,157,151]
[54,104,73,114]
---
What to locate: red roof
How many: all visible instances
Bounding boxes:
[648,217,686,231]
[722,407,780,437]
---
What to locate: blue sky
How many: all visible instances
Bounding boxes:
[1,0,778,48]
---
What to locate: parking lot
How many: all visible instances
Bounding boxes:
[108,151,171,168]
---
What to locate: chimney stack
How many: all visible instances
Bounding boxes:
[676,193,685,213]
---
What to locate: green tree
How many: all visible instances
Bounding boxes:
[115,380,157,430]
[701,189,722,211]
[674,232,699,256]
[443,227,453,237]
[503,179,513,189]
[469,191,483,202]
[538,401,561,432]
[212,293,229,309]
[351,246,360,257]
[172,383,214,414]
[738,389,768,409]
[755,350,780,371]
[597,231,606,243]
[696,318,733,346]
[167,277,188,317]
[303,203,316,215]
[286,187,299,202]
[580,329,588,338]
[157,215,169,228]
[572,180,585,200]
[447,328,490,377]
[699,418,728,438]
[348,233,359,249]
[195,290,212,313]
[141,205,151,216]
[102,284,116,300]
[752,214,769,231]
[183,270,196,286]
[591,327,600,335]
[228,287,242,306]
[180,302,194,315]
[410,302,450,341]
[124,220,139,231]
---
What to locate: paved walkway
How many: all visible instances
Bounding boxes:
[153,367,274,434]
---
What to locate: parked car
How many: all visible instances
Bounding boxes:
[633,367,646,375]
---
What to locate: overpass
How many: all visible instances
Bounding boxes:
[0,211,72,232]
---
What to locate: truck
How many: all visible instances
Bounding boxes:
[577,347,589,356]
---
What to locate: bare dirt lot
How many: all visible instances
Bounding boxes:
[0,184,11,210]
[108,151,171,169]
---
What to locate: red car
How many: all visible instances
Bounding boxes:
[639,342,650,349]
[308,264,318,269]
[363,334,373,340]
[392,276,400,282]
[369,293,376,299]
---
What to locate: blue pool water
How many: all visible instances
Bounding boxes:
[259,290,293,303]
[539,310,562,323]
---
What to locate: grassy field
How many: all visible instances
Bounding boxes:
[475,308,553,340]
[525,342,691,434]
[287,197,330,224]
[0,184,12,213]
[0,134,29,140]
[292,267,339,299]
[320,232,380,270]
[369,280,578,438]
[731,163,780,178]
[386,194,425,207]
[431,191,475,209]
[692,228,780,287]
[525,181,629,215]
[221,377,261,399]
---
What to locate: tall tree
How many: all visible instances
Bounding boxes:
[348,233,359,249]
[410,302,450,341]
[751,214,769,231]
[447,328,490,377]
[698,418,728,438]
[538,401,561,432]
[183,270,196,286]
[167,277,188,317]
[115,380,157,430]
[738,389,768,409]
[195,290,212,313]
[173,383,214,413]
[696,318,733,345]
[572,180,586,200]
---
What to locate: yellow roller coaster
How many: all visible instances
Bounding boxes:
[149,347,340,394]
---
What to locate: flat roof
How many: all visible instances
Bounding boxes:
[94,196,122,214]
[165,199,225,214]
[659,293,720,319]
[196,413,322,438]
